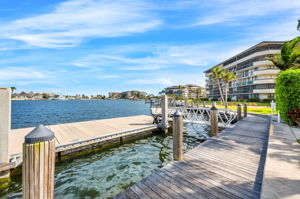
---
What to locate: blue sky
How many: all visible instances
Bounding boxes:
[0,0,299,95]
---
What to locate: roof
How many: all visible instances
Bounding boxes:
[204,41,284,73]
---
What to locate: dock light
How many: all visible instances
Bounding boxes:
[298,18,300,31]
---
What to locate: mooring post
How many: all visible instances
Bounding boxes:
[173,110,183,161]
[210,105,218,136]
[243,103,247,118]
[0,88,11,180]
[23,125,55,199]
[237,104,242,121]
[161,95,169,133]
[173,97,176,107]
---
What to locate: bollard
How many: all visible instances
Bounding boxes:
[23,125,55,199]
[173,110,183,161]
[161,95,169,132]
[243,103,247,118]
[0,88,11,180]
[237,104,242,121]
[210,105,218,136]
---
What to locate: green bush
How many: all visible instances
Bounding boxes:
[276,69,300,125]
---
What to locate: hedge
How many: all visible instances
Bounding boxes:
[275,69,300,125]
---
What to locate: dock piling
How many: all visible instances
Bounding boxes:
[23,125,55,199]
[161,95,169,132]
[243,103,248,118]
[173,110,183,161]
[210,105,218,136]
[237,104,242,121]
[0,88,11,180]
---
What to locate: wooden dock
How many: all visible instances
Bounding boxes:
[8,115,156,161]
[114,116,270,199]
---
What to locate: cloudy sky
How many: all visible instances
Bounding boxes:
[0,0,299,95]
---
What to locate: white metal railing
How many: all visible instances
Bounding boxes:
[150,99,237,128]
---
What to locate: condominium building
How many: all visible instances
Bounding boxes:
[163,84,206,99]
[109,91,146,99]
[204,41,284,101]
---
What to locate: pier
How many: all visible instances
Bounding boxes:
[114,115,270,199]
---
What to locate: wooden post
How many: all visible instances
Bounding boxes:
[173,110,183,161]
[243,103,247,118]
[172,97,176,107]
[184,98,188,107]
[210,105,218,136]
[23,125,55,199]
[237,104,242,121]
[161,95,168,132]
[0,88,11,179]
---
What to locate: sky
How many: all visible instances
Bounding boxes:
[0,0,299,96]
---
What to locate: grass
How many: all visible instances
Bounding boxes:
[216,105,277,114]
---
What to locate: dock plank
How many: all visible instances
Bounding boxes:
[114,116,270,199]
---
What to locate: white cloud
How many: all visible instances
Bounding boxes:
[192,0,300,26]
[0,0,161,48]
[0,67,46,80]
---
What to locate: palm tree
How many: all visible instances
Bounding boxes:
[210,65,225,104]
[267,37,300,70]
[223,72,236,108]
[10,87,16,94]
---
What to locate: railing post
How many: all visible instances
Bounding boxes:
[23,125,55,199]
[173,110,183,161]
[243,103,247,118]
[173,97,176,107]
[210,105,218,136]
[0,88,11,180]
[237,104,242,121]
[161,95,168,133]
[184,98,188,107]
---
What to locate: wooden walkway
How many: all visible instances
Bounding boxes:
[114,116,270,199]
[9,115,155,156]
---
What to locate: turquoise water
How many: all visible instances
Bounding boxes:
[1,123,209,199]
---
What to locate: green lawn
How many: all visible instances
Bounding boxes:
[216,105,277,114]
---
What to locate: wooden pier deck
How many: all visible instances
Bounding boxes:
[9,115,155,157]
[114,116,270,199]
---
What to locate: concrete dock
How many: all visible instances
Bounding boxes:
[0,115,157,172]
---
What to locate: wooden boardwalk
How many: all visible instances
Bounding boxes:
[114,116,270,199]
[9,115,155,156]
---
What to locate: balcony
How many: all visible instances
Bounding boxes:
[253,60,272,66]
[253,69,280,76]
[223,49,280,69]
[253,78,275,84]
[236,81,253,87]
[253,89,275,94]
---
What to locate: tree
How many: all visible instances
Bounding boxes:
[223,72,236,108]
[267,37,300,70]
[10,87,16,94]
[209,65,225,104]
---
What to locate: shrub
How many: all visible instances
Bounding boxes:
[249,98,260,102]
[275,69,300,125]
[262,99,272,103]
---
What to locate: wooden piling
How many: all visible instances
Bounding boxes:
[237,104,242,121]
[23,125,55,199]
[243,103,247,118]
[161,95,168,132]
[173,111,183,161]
[210,105,218,136]
[0,88,11,179]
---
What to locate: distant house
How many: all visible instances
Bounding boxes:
[33,93,43,99]
[109,92,122,99]
[163,84,206,100]
[109,91,146,99]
